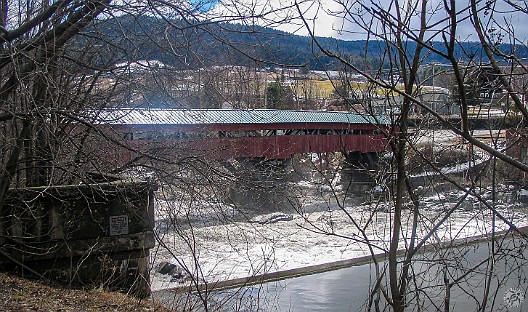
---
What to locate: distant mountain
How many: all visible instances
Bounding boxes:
[79,16,527,71]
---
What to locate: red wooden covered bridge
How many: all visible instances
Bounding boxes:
[91,108,391,163]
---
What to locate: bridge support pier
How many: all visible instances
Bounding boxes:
[340,152,382,196]
[225,158,300,213]
[345,152,380,170]
[0,178,155,298]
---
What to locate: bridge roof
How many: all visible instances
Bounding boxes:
[96,108,389,126]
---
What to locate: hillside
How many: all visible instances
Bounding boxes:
[78,16,527,71]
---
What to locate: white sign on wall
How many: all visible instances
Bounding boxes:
[109,215,129,236]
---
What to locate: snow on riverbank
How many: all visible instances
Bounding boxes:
[150,186,528,291]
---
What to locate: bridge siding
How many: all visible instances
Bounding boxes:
[92,134,388,164]
[83,111,391,166]
[197,135,388,159]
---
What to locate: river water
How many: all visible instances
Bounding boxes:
[151,155,528,311]
[155,235,528,311]
[247,236,528,311]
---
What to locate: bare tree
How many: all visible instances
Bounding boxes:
[0,0,321,308]
[4,0,528,310]
[285,0,528,311]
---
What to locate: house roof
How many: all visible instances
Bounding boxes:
[91,108,389,126]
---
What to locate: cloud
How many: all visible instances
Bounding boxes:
[209,0,528,42]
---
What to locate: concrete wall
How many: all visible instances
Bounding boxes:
[0,179,155,298]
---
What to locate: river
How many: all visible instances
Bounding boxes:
[150,154,528,311]
[154,234,528,311]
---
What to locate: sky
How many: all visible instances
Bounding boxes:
[204,0,528,42]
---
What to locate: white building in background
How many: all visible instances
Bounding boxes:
[417,87,459,116]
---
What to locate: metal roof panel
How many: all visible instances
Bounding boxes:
[93,109,389,126]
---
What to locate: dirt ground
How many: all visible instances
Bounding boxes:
[0,272,172,312]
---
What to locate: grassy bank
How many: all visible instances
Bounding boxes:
[0,273,172,311]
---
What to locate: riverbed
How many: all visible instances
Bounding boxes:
[148,148,528,311]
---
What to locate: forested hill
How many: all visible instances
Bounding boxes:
[83,15,527,71]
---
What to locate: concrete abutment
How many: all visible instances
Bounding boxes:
[0,178,156,298]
